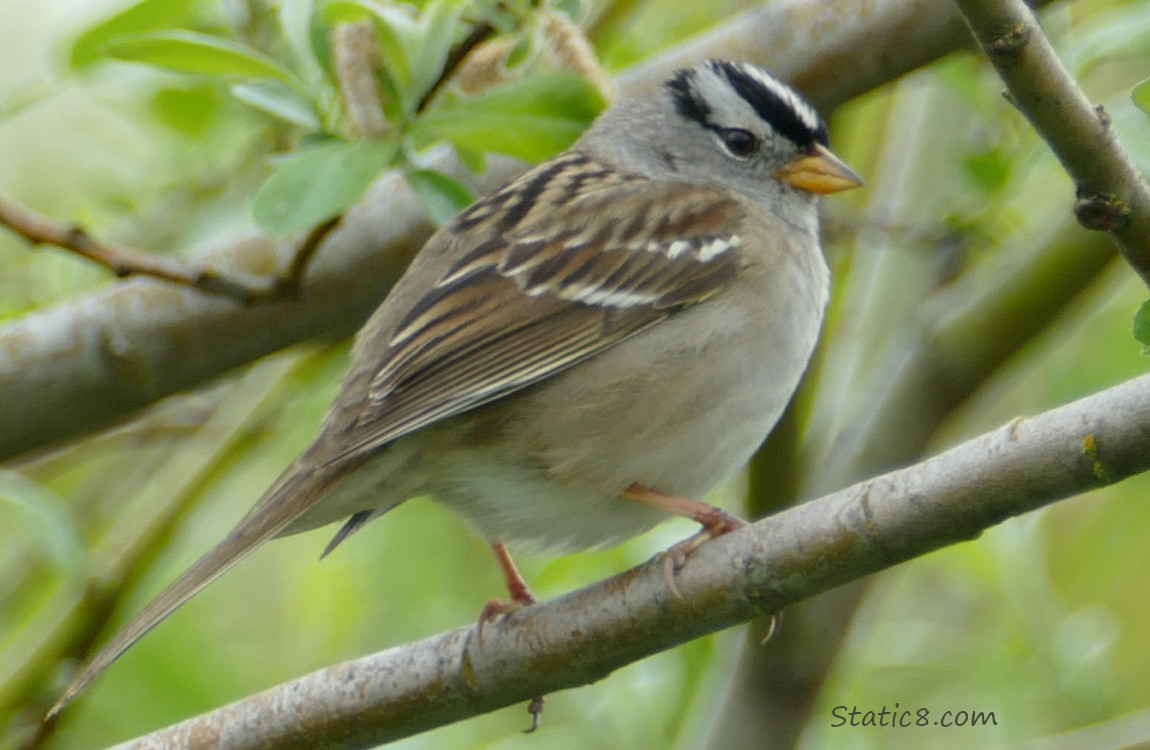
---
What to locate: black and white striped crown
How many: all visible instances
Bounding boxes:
[666,60,828,149]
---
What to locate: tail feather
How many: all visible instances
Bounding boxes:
[320,509,375,559]
[48,461,338,717]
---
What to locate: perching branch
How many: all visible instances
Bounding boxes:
[104,371,1150,750]
[952,0,1150,286]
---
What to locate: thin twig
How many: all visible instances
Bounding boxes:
[0,194,326,304]
[276,216,341,299]
[952,0,1150,286]
[416,19,497,113]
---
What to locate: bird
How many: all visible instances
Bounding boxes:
[49,58,861,716]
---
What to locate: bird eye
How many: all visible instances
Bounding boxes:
[718,128,759,158]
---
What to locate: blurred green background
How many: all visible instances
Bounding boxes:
[3,1,1150,749]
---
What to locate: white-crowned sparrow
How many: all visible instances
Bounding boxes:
[51,59,860,714]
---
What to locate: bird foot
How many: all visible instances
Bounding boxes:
[623,483,746,601]
[476,541,545,732]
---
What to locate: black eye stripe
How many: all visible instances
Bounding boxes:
[665,61,829,151]
[712,61,827,148]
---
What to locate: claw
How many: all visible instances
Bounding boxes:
[475,598,526,644]
[524,695,546,733]
[477,541,546,731]
[660,552,684,601]
[759,611,782,645]
[625,484,746,601]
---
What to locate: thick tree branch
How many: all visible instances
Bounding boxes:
[0,166,442,461]
[615,0,988,104]
[952,0,1150,285]
[0,0,1053,462]
[106,371,1150,750]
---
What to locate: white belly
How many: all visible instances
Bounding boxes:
[428,251,828,551]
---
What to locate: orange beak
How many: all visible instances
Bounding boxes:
[776,143,863,195]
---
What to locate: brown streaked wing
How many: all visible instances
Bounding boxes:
[326,168,747,464]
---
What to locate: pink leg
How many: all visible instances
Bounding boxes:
[477,541,545,732]
[492,540,537,606]
[622,482,746,536]
[623,483,747,598]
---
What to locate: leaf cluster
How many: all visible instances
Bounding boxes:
[67,0,606,235]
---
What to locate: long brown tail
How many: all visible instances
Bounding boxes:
[47,460,339,717]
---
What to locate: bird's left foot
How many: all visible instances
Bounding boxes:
[476,540,538,639]
[476,541,546,732]
[623,483,747,599]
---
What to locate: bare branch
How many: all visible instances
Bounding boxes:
[952,0,1150,285]
[105,371,1150,750]
[275,217,341,300]
[0,195,299,304]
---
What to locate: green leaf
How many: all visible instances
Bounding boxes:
[405,167,474,225]
[455,147,487,174]
[1133,78,1150,117]
[962,149,1011,192]
[253,138,397,234]
[0,469,84,574]
[309,8,337,81]
[551,0,583,19]
[69,0,201,69]
[505,31,533,69]
[407,0,466,111]
[102,30,298,84]
[320,0,466,114]
[151,82,223,136]
[231,80,321,129]
[363,6,419,90]
[377,68,405,124]
[411,72,607,162]
[1133,298,1150,353]
[278,0,324,82]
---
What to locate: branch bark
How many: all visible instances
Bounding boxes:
[106,370,1150,750]
[0,0,1053,462]
[952,0,1150,285]
[0,194,306,303]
